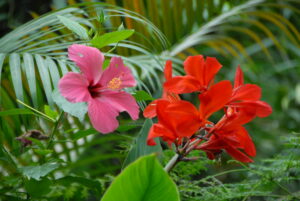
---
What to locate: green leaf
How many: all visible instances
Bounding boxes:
[0,108,34,116]
[102,59,110,70]
[35,55,54,108]
[19,162,60,180]
[123,119,162,167]
[90,30,135,49]
[132,90,154,101]
[102,155,180,201]
[23,53,38,107]
[44,105,58,119]
[52,88,87,121]
[27,137,46,149]
[24,178,52,198]
[71,128,98,141]
[33,149,53,156]
[117,124,138,132]
[56,175,101,192]
[57,15,89,40]
[9,53,24,102]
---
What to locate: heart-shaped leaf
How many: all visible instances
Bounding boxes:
[101,155,180,201]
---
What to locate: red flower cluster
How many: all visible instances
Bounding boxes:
[144,56,272,162]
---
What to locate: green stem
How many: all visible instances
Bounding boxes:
[47,112,64,149]
[16,99,55,122]
[164,153,180,173]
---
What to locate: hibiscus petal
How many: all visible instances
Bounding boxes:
[88,98,119,134]
[230,84,261,102]
[164,76,201,94]
[199,80,233,120]
[68,44,104,84]
[100,57,136,89]
[203,57,222,87]
[58,72,90,103]
[100,91,139,120]
[234,65,244,88]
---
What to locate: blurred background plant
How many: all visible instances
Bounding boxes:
[0,0,300,200]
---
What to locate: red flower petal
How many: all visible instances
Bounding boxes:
[203,57,222,87]
[164,76,201,94]
[147,124,175,146]
[234,65,244,88]
[184,55,205,84]
[237,127,256,157]
[164,60,173,81]
[230,84,261,102]
[225,145,253,163]
[199,80,233,120]
[232,100,272,118]
[143,100,159,118]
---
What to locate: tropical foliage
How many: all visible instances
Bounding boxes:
[1,0,300,200]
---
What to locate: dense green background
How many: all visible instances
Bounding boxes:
[0,0,300,200]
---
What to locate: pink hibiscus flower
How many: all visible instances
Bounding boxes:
[58,44,139,133]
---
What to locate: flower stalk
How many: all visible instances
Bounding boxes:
[164,153,180,173]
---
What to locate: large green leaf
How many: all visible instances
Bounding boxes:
[90,29,135,49]
[101,155,180,201]
[123,119,162,167]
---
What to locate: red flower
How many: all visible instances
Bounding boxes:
[197,126,255,162]
[146,59,272,163]
[147,80,233,146]
[164,55,222,94]
[143,61,180,118]
[147,100,201,146]
[198,67,272,162]
[198,107,258,162]
[227,66,272,121]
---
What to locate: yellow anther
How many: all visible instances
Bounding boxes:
[107,77,122,90]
